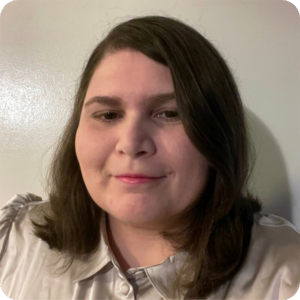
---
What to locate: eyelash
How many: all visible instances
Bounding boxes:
[93,110,180,123]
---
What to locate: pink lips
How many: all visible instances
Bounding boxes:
[114,174,164,184]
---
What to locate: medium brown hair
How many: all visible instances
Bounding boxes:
[33,16,261,298]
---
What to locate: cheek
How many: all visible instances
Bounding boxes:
[75,124,108,171]
[171,134,210,200]
[75,125,91,167]
[75,126,115,194]
[170,131,206,170]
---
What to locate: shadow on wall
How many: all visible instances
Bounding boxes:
[246,109,292,223]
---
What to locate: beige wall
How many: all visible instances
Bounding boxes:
[0,1,299,228]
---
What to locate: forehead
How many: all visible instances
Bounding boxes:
[85,50,174,102]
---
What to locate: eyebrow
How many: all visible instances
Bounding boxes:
[84,92,176,108]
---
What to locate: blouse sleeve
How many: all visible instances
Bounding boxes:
[0,193,42,262]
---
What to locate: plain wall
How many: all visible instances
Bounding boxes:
[0,1,299,228]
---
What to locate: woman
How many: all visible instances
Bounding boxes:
[0,16,299,300]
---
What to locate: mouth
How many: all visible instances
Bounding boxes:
[114,174,166,184]
[116,173,162,178]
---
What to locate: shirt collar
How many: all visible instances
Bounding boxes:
[145,252,189,299]
[70,211,189,299]
[71,210,112,283]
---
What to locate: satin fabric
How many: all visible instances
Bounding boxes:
[0,193,299,299]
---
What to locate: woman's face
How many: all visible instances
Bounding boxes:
[75,50,209,229]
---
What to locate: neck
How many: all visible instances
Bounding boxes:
[106,215,175,273]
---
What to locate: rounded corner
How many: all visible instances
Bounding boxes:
[0,1,16,18]
[284,0,300,17]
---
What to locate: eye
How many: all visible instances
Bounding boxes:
[92,110,180,123]
[93,112,123,122]
[155,110,180,122]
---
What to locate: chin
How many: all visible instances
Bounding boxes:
[109,207,167,229]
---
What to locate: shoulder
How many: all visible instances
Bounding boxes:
[219,213,300,299]
[254,213,300,298]
[254,213,299,261]
[0,193,47,262]
[252,213,300,262]
[0,193,44,228]
[227,213,300,299]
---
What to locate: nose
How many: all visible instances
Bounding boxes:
[115,117,156,158]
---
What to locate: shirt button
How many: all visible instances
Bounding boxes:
[120,283,130,295]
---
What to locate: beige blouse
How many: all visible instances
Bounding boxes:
[0,193,299,300]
